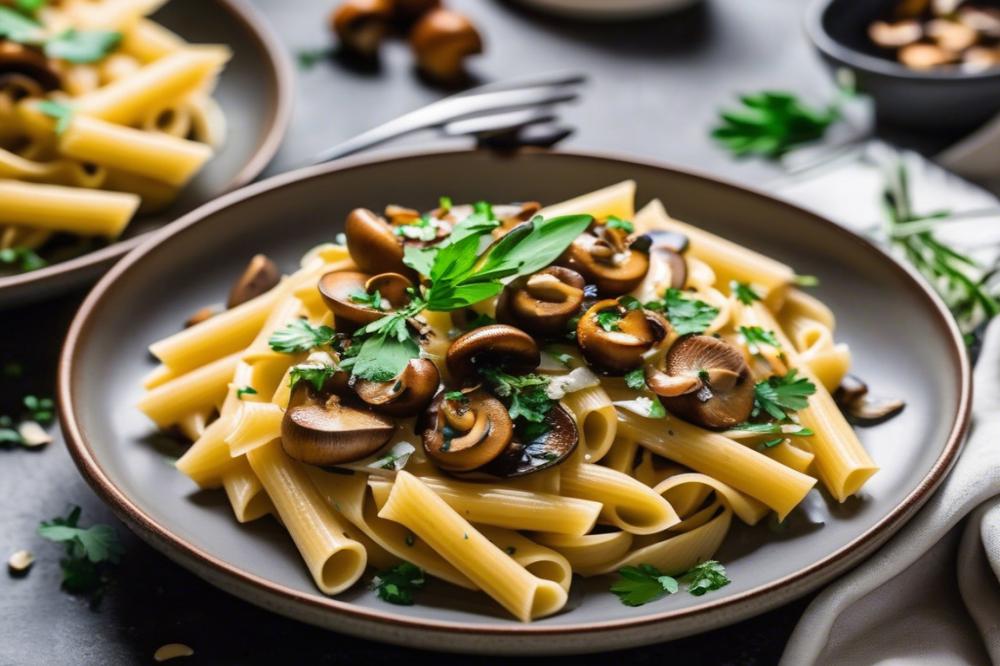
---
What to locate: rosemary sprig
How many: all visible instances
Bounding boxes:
[879,160,1000,341]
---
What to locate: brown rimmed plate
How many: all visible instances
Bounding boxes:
[58,149,971,655]
[0,0,293,309]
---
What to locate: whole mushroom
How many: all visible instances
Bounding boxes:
[409,8,483,85]
[330,0,394,58]
[227,254,280,308]
[0,41,62,100]
[495,266,586,336]
[559,221,652,296]
[646,335,754,430]
[576,299,668,373]
[344,208,411,276]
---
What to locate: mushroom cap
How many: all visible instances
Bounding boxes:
[657,335,754,430]
[409,8,483,83]
[365,271,413,308]
[926,18,979,53]
[868,20,923,48]
[317,270,382,330]
[476,403,578,478]
[446,324,540,383]
[344,208,409,275]
[650,246,687,291]
[576,299,666,373]
[281,392,395,466]
[330,0,394,57]
[495,266,586,336]
[227,254,280,309]
[560,227,651,296]
[0,41,61,94]
[353,358,440,417]
[422,389,513,471]
[898,43,957,69]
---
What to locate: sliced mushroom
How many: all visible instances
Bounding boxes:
[962,45,1000,71]
[344,208,409,275]
[318,271,380,330]
[959,6,1000,38]
[330,0,394,58]
[409,8,483,85]
[652,335,754,430]
[926,18,979,52]
[495,266,586,336]
[647,229,689,254]
[559,223,651,296]
[833,374,905,425]
[868,20,923,48]
[492,201,542,234]
[353,358,440,417]
[365,271,413,307]
[446,324,540,382]
[227,254,280,308]
[281,388,395,465]
[477,404,578,478]
[0,41,61,96]
[422,389,513,471]
[899,43,958,69]
[576,299,667,373]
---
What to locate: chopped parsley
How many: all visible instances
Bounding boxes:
[712,90,839,159]
[738,325,781,354]
[438,195,452,212]
[605,216,635,233]
[350,289,383,310]
[37,99,73,134]
[752,369,817,420]
[659,288,719,336]
[730,421,814,437]
[731,280,761,305]
[38,506,123,602]
[611,560,731,606]
[618,295,642,311]
[289,363,337,391]
[22,395,54,424]
[371,562,425,605]
[0,246,46,272]
[268,319,336,353]
[624,367,647,391]
[394,215,438,242]
[480,369,554,431]
[44,29,121,63]
[236,386,258,399]
[444,390,467,401]
[595,309,622,332]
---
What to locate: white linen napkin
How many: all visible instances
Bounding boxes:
[769,147,1000,665]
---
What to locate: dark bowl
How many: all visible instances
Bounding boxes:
[805,0,1000,131]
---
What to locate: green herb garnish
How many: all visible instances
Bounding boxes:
[752,369,816,420]
[712,91,839,159]
[595,309,622,332]
[38,506,123,601]
[624,367,647,391]
[236,386,258,399]
[0,246,46,272]
[289,363,337,391]
[350,289,383,310]
[480,368,553,428]
[731,280,761,305]
[45,29,121,63]
[738,325,781,354]
[438,195,452,212]
[22,395,53,424]
[605,216,635,233]
[37,99,73,134]
[444,390,467,401]
[372,562,426,605]
[681,560,731,596]
[611,564,679,606]
[269,319,335,353]
[659,288,719,336]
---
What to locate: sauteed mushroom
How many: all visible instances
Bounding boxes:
[353,358,440,417]
[319,270,413,331]
[868,20,923,48]
[576,299,667,373]
[330,0,394,57]
[926,18,978,52]
[410,8,483,84]
[344,208,410,275]
[281,387,394,465]
[647,229,689,254]
[559,222,651,296]
[496,266,585,336]
[477,404,578,478]
[0,41,61,97]
[650,335,754,429]
[833,374,906,425]
[422,389,513,471]
[227,254,280,308]
[898,42,957,69]
[446,324,540,382]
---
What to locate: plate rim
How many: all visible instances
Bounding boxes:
[0,0,295,303]
[57,147,972,639]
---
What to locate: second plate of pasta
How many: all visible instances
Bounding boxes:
[0,0,292,307]
[59,150,970,654]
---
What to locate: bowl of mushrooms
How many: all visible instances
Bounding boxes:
[806,0,1000,130]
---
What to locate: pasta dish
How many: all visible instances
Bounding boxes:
[139,181,901,621]
[0,0,228,274]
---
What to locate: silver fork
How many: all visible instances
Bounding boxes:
[309,72,584,164]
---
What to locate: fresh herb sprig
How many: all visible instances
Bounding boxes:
[712,91,840,159]
[371,562,426,605]
[731,280,762,305]
[752,369,816,420]
[611,560,731,606]
[269,319,335,353]
[0,246,46,272]
[646,288,719,336]
[480,368,554,439]
[0,7,121,62]
[38,506,123,603]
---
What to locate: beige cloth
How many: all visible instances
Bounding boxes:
[774,146,1000,665]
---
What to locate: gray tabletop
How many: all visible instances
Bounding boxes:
[0,0,948,663]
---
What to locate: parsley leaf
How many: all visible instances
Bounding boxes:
[481,368,553,426]
[236,386,258,399]
[712,91,839,159]
[738,325,781,354]
[605,216,635,233]
[372,562,425,605]
[15,0,46,14]
[45,29,122,63]
[394,215,438,242]
[0,6,44,42]
[350,328,421,382]
[611,564,679,606]
[444,390,467,401]
[752,369,817,420]
[680,560,731,596]
[660,288,719,335]
[0,246,46,272]
[624,367,647,391]
[22,395,54,424]
[269,319,335,353]
[37,99,73,134]
[731,280,761,305]
[289,363,337,391]
[438,195,452,212]
[350,289,383,310]
[470,214,593,283]
[595,309,622,332]
[38,506,123,599]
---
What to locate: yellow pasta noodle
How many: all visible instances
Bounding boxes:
[560,463,680,534]
[0,180,138,237]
